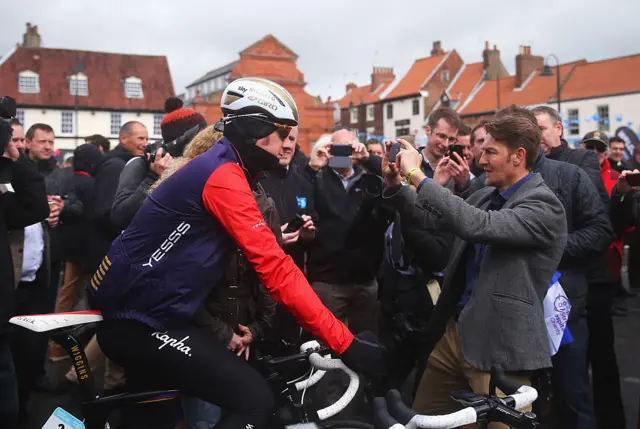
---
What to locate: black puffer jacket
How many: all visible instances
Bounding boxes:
[192,183,280,345]
[466,152,613,318]
[547,140,614,284]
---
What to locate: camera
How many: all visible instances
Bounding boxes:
[145,124,203,162]
[361,173,384,199]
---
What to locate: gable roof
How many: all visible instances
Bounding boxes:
[444,61,485,110]
[335,80,395,109]
[384,52,450,100]
[240,34,298,59]
[187,60,239,88]
[0,46,174,111]
[459,61,584,115]
[552,54,640,102]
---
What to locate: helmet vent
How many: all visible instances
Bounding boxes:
[269,90,286,107]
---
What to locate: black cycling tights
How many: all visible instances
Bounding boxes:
[97,319,274,429]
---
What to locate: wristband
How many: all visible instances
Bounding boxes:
[405,167,420,183]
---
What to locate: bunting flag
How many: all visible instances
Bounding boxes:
[544,272,573,356]
[616,115,623,122]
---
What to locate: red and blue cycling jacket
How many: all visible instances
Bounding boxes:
[88,138,353,354]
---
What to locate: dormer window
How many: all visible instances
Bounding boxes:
[124,76,144,99]
[18,70,40,94]
[69,73,88,96]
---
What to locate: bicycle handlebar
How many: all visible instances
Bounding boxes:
[383,383,538,429]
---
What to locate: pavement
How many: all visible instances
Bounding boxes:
[19,294,640,429]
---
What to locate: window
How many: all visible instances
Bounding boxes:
[597,105,609,132]
[441,70,450,83]
[69,73,88,96]
[386,104,393,119]
[18,71,40,94]
[412,99,420,116]
[396,128,411,137]
[366,105,374,121]
[366,126,375,136]
[110,112,122,136]
[16,109,25,126]
[61,111,74,135]
[124,77,144,99]
[153,114,163,137]
[568,109,580,136]
[350,107,358,124]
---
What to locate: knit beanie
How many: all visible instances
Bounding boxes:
[161,97,207,142]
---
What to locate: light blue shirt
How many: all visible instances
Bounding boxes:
[21,223,44,282]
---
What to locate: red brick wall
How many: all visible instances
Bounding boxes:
[190,37,334,155]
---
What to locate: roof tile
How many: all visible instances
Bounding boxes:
[385,53,448,100]
[0,47,174,111]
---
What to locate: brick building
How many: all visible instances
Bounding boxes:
[334,67,396,140]
[188,35,334,155]
[381,41,464,140]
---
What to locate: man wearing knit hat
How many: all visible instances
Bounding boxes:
[111,97,207,231]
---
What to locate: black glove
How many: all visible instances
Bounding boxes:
[340,330,388,380]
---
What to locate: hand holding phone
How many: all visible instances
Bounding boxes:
[284,214,305,233]
[626,172,640,187]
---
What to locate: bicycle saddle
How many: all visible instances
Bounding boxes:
[9,310,103,333]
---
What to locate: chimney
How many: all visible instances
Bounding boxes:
[431,41,444,56]
[371,66,395,91]
[22,22,41,48]
[346,82,358,93]
[515,45,544,88]
[482,41,507,80]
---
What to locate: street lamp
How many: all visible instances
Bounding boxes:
[540,54,561,113]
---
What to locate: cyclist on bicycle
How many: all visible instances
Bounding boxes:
[88,77,386,429]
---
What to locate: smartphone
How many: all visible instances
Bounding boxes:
[328,144,353,169]
[389,142,400,162]
[329,144,353,157]
[284,214,305,233]
[626,172,640,187]
[448,144,464,163]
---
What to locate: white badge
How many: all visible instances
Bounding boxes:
[543,273,571,356]
[41,407,85,429]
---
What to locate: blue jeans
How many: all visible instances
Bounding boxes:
[182,396,222,429]
[0,335,19,428]
[551,317,597,429]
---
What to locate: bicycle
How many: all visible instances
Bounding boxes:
[11,311,539,429]
[10,310,367,429]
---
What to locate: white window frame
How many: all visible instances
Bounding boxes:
[124,77,144,99]
[110,112,122,136]
[61,111,75,135]
[366,105,374,122]
[153,113,163,137]
[597,105,610,132]
[18,70,40,94]
[412,99,420,116]
[386,104,393,119]
[441,70,450,83]
[350,107,358,124]
[69,73,89,96]
[568,108,580,136]
[16,109,25,126]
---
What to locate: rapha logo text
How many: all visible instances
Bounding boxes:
[143,222,190,268]
[151,332,193,357]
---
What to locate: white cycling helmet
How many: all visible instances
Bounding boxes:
[220,77,299,129]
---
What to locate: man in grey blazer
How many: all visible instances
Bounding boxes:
[381,106,568,424]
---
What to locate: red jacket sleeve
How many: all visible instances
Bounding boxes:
[202,162,354,354]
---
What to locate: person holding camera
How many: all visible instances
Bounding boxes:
[111,97,206,231]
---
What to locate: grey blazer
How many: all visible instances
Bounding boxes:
[382,173,567,371]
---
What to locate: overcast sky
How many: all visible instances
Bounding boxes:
[2,0,639,101]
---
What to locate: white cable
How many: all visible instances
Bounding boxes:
[300,365,314,406]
